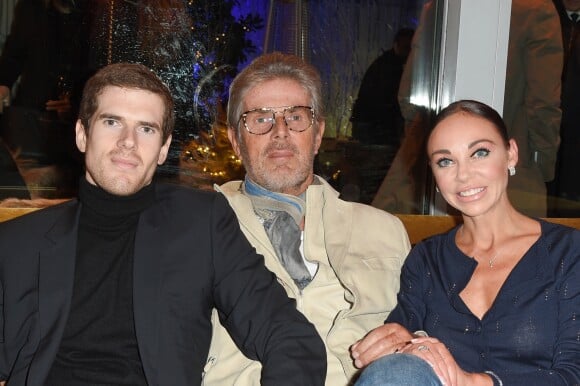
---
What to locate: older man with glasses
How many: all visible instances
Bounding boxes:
[201,52,411,386]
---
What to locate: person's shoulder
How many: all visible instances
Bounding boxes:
[350,201,401,222]
[537,221,580,275]
[325,182,396,223]
[0,199,77,234]
[216,180,243,196]
[156,182,219,201]
[345,201,409,239]
[375,49,396,62]
[154,183,230,214]
[540,219,580,244]
[398,228,458,272]
[413,225,457,252]
[364,50,395,72]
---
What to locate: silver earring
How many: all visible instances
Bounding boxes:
[435,186,440,193]
[508,166,516,176]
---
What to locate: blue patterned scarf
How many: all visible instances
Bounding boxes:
[242,177,314,289]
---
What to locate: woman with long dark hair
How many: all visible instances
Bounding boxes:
[351,100,580,386]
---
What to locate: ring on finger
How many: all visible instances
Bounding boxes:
[417,345,429,352]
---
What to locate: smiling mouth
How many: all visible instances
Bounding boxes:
[458,187,485,197]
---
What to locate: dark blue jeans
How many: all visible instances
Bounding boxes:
[355,354,443,386]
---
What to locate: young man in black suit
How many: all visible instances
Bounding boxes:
[0,62,326,386]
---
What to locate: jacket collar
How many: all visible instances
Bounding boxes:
[217,177,353,272]
[30,200,80,383]
[132,203,165,385]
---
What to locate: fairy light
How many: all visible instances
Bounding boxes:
[107,0,115,64]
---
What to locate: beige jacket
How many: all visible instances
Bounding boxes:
[202,177,410,386]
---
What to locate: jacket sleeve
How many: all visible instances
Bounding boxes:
[384,243,428,331]
[209,194,326,385]
[523,0,563,181]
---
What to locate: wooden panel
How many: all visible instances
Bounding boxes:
[1,208,579,247]
[0,208,38,223]
[396,214,580,245]
[545,217,580,229]
[395,215,461,245]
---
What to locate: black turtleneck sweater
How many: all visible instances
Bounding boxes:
[45,178,154,385]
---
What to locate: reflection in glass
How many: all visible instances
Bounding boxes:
[1,0,445,216]
[546,0,580,216]
[371,0,443,213]
[306,0,426,205]
[503,0,563,217]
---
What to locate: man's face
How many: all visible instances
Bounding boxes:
[563,0,580,11]
[228,78,324,196]
[75,86,171,196]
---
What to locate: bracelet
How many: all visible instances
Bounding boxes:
[484,370,503,386]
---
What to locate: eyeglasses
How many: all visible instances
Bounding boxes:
[238,105,315,135]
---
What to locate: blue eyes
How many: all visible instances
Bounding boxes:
[434,147,491,168]
[436,158,453,168]
[472,148,490,158]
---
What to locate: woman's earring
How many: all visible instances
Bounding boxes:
[435,186,440,193]
[508,166,516,176]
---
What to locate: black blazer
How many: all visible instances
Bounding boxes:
[0,184,326,385]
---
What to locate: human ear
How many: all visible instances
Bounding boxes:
[75,120,87,153]
[507,138,519,169]
[313,120,325,155]
[227,126,243,160]
[157,135,172,165]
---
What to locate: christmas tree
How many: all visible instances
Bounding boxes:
[125,0,263,187]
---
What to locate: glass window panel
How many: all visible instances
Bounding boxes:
[543,0,580,216]
[500,0,564,217]
[11,0,562,219]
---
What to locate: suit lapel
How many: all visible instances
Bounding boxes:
[319,180,353,271]
[28,201,80,383]
[133,205,164,386]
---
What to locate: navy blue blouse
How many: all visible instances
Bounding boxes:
[387,220,580,385]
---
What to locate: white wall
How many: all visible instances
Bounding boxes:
[439,0,511,113]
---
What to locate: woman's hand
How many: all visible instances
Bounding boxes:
[350,323,414,368]
[401,337,493,386]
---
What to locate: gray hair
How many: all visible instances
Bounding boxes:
[227,52,325,131]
